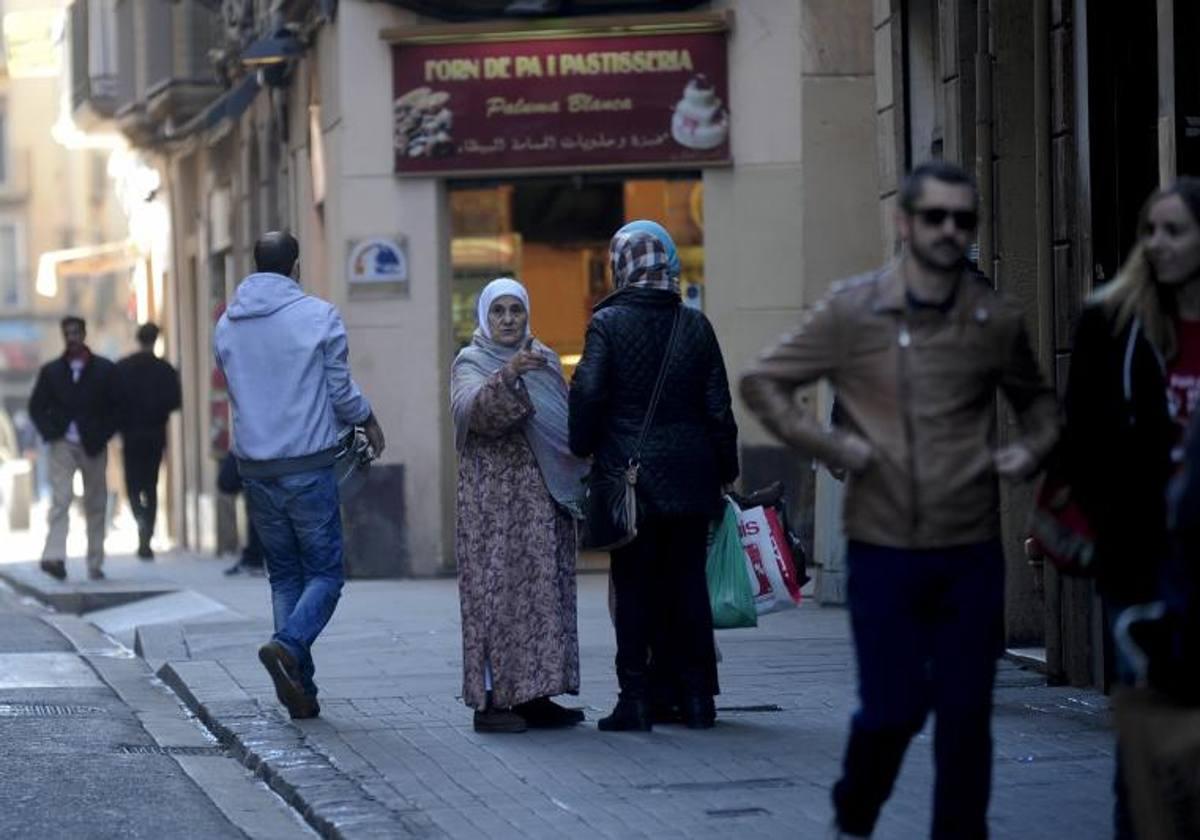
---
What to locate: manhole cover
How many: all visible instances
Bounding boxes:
[117,744,225,756]
[0,703,105,717]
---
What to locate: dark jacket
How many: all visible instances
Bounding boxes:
[568,287,739,519]
[113,351,182,444]
[1063,303,1175,602]
[29,353,117,456]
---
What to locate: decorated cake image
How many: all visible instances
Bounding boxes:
[670,74,729,151]
[394,86,455,159]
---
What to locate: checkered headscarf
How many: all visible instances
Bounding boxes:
[609,230,680,295]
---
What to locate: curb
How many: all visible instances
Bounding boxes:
[0,564,174,614]
[157,660,442,840]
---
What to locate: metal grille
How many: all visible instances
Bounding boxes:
[706,808,771,818]
[716,704,784,713]
[0,704,105,717]
[117,744,225,756]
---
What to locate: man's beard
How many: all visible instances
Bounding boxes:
[911,237,967,272]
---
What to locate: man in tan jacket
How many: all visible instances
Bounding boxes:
[741,161,1058,839]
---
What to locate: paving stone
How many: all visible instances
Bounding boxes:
[123,569,1114,839]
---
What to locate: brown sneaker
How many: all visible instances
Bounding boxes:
[258,642,317,719]
[39,559,66,581]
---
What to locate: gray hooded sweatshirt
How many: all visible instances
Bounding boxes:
[213,272,371,476]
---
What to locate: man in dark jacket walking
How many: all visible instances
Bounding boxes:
[29,316,117,581]
[114,323,181,559]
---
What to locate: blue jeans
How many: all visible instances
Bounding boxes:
[833,540,1006,839]
[243,467,344,697]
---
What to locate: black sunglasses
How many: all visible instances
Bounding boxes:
[914,207,978,231]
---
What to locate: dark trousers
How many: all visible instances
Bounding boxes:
[833,540,1005,840]
[123,436,165,546]
[610,515,718,699]
[242,518,264,568]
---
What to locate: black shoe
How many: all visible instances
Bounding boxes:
[223,562,243,576]
[682,694,716,730]
[39,559,66,581]
[87,568,107,582]
[290,697,320,720]
[597,696,652,732]
[514,697,585,728]
[258,642,317,719]
[137,542,154,560]
[473,707,527,733]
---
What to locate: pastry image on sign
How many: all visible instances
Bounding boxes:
[670,74,730,150]
[394,86,456,159]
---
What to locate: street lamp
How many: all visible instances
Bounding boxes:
[240,28,305,86]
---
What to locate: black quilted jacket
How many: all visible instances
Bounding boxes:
[569,287,739,518]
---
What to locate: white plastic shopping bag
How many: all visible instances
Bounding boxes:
[732,501,804,615]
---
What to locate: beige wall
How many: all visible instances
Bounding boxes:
[320,2,455,576]
[707,0,879,450]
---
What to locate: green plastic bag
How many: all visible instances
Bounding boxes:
[706,499,758,629]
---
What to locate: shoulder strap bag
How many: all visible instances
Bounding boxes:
[581,307,682,552]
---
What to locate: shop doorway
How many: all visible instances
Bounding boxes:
[448,174,705,375]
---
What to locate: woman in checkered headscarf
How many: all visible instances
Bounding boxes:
[609,225,682,295]
[569,222,740,733]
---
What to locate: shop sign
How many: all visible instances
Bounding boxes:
[390,28,730,175]
[347,237,410,286]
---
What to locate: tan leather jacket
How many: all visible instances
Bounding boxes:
[740,265,1059,549]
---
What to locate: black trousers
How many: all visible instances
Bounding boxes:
[610,515,719,699]
[123,437,164,544]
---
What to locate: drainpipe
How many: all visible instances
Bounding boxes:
[975,1,994,278]
[1032,0,1063,683]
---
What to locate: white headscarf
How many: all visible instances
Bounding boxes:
[452,278,589,516]
[476,277,530,340]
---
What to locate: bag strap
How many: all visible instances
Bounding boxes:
[630,306,682,467]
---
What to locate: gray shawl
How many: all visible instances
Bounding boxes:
[451,330,589,517]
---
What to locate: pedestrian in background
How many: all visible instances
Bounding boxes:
[113,322,181,560]
[217,451,265,577]
[1060,176,1200,838]
[29,316,117,581]
[451,277,589,734]
[741,161,1058,838]
[570,226,739,732]
[214,232,385,720]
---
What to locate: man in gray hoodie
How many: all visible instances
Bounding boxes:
[214,232,385,719]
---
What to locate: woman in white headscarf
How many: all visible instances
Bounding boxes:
[450,278,590,733]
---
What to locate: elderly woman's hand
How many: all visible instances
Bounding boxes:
[503,338,549,382]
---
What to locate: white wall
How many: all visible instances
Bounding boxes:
[322,2,455,575]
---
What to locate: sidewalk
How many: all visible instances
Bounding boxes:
[0,544,1115,839]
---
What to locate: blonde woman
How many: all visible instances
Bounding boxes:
[1061,176,1200,837]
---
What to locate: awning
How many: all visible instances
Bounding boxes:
[35,240,142,297]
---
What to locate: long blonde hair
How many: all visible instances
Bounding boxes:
[1091,177,1200,361]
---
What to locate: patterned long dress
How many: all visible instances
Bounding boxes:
[456,371,580,711]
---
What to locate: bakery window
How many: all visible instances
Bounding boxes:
[449,173,705,378]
